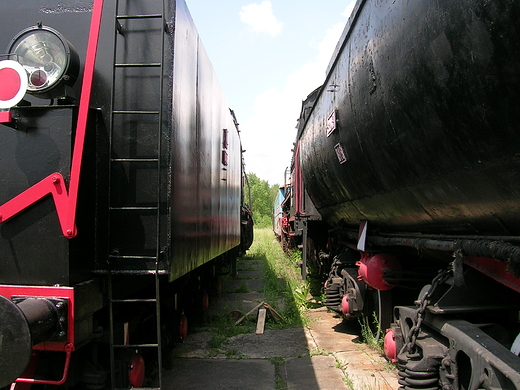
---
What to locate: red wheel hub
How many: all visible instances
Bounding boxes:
[128,353,145,388]
[356,253,401,291]
[341,295,350,317]
[179,313,188,342]
[383,328,397,363]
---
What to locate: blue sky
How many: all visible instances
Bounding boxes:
[185,0,356,185]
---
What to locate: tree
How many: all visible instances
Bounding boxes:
[246,173,279,228]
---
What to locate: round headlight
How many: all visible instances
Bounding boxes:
[8,25,80,98]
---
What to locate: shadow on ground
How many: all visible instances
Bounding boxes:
[162,252,398,390]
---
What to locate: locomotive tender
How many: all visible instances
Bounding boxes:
[281,0,520,388]
[0,0,252,388]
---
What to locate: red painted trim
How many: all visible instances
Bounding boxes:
[0,174,71,235]
[465,256,520,294]
[15,344,73,386]
[293,142,304,215]
[65,0,104,237]
[10,354,38,390]
[0,285,75,349]
[0,110,12,123]
[0,285,76,386]
[0,0,104,239]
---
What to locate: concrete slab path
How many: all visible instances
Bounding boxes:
[163,255,399,389]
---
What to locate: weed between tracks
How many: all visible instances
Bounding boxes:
[201,228,308,355]
[243,228,309,328]
[359,313,384,353]
[204,311,255,355]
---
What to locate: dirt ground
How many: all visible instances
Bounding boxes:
[162,255,399,390]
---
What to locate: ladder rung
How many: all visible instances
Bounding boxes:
[112,110,160,115]
[109,206,159,211]
[117,14,162,20]
[111,158,159,163]
[111,300,157,304]
[104,270,167,275]
[109,255,158,260]
[113,343,159,348]
[116,388,160,390]
[115,63,161,68]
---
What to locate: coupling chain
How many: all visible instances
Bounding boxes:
[400,267,452,355]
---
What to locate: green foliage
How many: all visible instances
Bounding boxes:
[231,282,250,294]
[205,312,254,352]
[358,313,385,352]
[247,173,279,228]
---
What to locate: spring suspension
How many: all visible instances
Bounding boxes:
[324,278,342,311]
[397,268,452,390]
[398,355,440,390]
[324,248,361,309]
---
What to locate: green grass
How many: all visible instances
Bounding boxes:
[268,357,286,390]
[244,228,309,328]
[358,313,384,353]
[185,228,310,357]
[203,312,255,352]
[231,282,250,293]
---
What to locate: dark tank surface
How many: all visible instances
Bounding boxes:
[300,0,520,235]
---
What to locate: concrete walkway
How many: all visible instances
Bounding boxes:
[163,256,399,389]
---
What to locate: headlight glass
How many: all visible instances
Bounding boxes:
[8,26,79,97]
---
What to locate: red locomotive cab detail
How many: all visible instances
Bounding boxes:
[0,285,75,388]
[0,0,104,238]
[356,253,401,291]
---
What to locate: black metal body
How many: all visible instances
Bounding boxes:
[0,106,98,285]
[299,0,520,235]
[0,0,243,284]
[285,0,520,387]
[0,0,251,387]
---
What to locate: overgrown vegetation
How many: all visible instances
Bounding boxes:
[247,173,279,228]
[268,357,286,390]
[243,228,309,327]
[359,313,384,353]
[198,228,308,354]
[205,312,254,354]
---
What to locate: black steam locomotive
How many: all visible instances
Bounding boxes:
[0,0,252,388]
[279,0,520,388]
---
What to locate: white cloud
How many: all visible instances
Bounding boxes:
[240,21,346,185]
[240,1,283,36]
[342,0,356,19]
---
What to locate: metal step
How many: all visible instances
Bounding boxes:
[112,343,159,348]
[115,62,161,68]
[117,14,162,20]
[112,110,160,115]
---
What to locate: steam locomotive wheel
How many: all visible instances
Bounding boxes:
[364,289,392,340]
